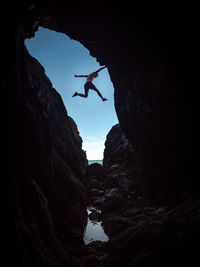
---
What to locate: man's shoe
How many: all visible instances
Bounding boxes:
[102,98,107,102]
[72,92,78,97]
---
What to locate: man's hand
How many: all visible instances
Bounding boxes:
[74,74,87,78]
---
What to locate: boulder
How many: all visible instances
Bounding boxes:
[103,124,140,200]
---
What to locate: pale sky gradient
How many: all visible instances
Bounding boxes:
[25,27,118,160]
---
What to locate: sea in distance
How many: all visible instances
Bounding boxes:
[88,160,103,165]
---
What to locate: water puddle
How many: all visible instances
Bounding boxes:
[84,207,109,245]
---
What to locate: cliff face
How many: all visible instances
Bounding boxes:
[2,17,87,265]
[103,124,139,195]
[103,124,137,171]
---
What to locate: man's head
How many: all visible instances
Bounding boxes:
[93,72,98,78]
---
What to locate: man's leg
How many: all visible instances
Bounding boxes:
[93,88,107,101]
[73,88,89,98]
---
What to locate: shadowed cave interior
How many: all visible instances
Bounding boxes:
[2,4,199,267]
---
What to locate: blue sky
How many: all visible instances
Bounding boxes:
[25,27,118,160]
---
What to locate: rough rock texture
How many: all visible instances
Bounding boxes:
[85,163,106,207]
[104,124,135,169]
[105,199,200,267]
[2,22,87,267]
[68,116,88,168]
[83,126,200,266]
[103,124,139,195]
[2,3,199,267]
[101,125,200,266]
[84,143,200,267]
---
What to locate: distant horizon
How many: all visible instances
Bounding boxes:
[88,159,103,165]
[88,159,103,161]
[25,27,118,160]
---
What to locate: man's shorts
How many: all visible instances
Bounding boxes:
[84,81,96,91]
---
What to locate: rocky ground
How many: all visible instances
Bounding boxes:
[79,125,200,267]
[82,162,200,267]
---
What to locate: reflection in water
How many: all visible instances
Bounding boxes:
[84,208,109,245]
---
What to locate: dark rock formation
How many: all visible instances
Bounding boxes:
[84,125,200,267]
[103,124,134,168]
[68,116,88,168]
[105,199,200,267]
[103,124,139,195]
[2,3,199,267]
[85,163,106,206]
[2,20,87,266]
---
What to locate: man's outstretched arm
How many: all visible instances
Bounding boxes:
[95,66,106,73]
[74,74,88,77]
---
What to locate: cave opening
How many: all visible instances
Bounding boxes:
[25,26,118,162]
[3,4,200,267]
[24,25,119,248]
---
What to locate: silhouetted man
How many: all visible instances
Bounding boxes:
[72,66,107,101]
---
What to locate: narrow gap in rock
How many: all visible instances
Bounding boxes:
[25,26,118,162]
[25,26,119,255]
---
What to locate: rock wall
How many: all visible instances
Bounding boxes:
[2,7,88,265]
[83,126,200,266]
[103,124,139,197]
